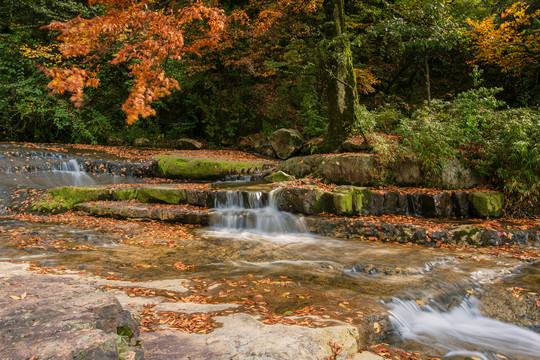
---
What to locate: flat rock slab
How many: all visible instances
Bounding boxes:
[140,313,361,360]
[0,263,138,360]
[154,154,276,180]
[78,201,211,225]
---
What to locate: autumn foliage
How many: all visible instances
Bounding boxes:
[467,2,540,76]
[42,0,226,124]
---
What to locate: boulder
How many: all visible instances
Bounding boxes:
[264,171,296,182]
[176,138,204,150]
[439,159,481,189]
[469,192,505,218]
[133,138,150,147]
[253,137,276,158]
[268,129,304,159]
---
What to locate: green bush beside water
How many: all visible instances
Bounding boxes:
[358,87,540,202]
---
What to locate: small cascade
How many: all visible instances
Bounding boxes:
[0,146,154,190]
[389,297,540,359]
[50,159,96,187]
[210,190,308,235]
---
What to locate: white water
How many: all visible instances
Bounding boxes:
[210,190,308,235]
[50,159,96,187]
[389,297,540,359]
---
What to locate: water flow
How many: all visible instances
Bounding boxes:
[50,159,96,186]
[389,297,540,359]
[210,190,308,235]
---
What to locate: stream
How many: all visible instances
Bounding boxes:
[0,143,539,360]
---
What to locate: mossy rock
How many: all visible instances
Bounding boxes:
[469,192,505,218]
[154,155,273,180]
[137,186,187,204]
[327,186,371,215]
[113,188,139,201]
[32,186,112,213]
[452,225,482,245]
[264,171,296,182]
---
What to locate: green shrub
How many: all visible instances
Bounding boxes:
[396,87,540,201]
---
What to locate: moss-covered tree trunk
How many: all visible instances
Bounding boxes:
[321,0,359,151]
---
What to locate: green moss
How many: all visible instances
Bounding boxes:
[453,225,481,245]
[32,186,112,213]
[154,155,272,180]
[469,192,505,218]
[264,171,296,183]
[328,185,371,215]
[136,186,187,204]
[113,188,139,201]
[117,325,134,339]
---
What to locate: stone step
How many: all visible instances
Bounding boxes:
[77,201,210,225]
[33,184,506,219]
[303,215,540,247]
[75,200,539,247]
[273,185,505,218]
[279,154,481,189]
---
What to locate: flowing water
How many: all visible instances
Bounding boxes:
[0,143,538,359]
[389,297,540,360]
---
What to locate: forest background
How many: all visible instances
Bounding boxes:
[0,0,539,208]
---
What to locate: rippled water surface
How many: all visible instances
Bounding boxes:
[0,143,538,359]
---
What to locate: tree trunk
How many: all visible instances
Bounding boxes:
[425,54,431,106]
[321,0,362,151]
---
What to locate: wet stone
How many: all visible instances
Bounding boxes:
[0,265,140,360]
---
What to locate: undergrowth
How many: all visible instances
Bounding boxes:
[357,87,540,211]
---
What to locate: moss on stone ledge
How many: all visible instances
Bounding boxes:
[154,155,273,180]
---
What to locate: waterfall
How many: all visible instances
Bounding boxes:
[389,297,540,359]
[50,159,96,186]
[210,190,308,235]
